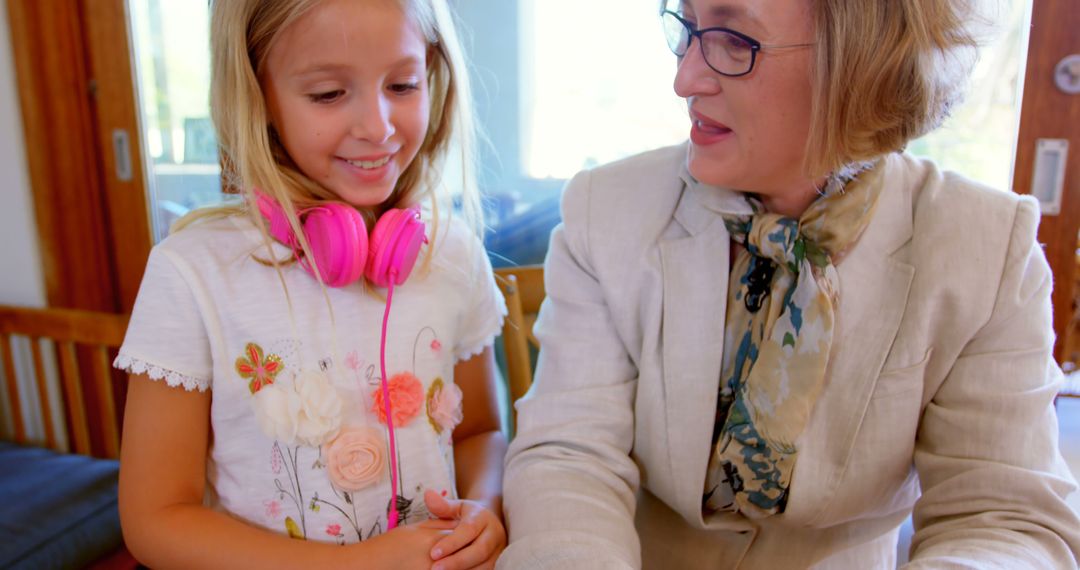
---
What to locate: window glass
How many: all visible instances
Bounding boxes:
[906,0,1031,192]
[128,0,220,243]
[520,0,686,179]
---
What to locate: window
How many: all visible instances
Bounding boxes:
[128,0,220,243]
[459,0,686,267]
[520,1,686,179]
[907,0,1031,192]
[126,0,1030,257]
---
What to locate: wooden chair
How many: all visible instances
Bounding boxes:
[493,265,545,427]
[0,305,136,568]
[0,305,130,459]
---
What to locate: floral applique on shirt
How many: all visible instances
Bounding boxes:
[370,372,425,426]
[250,325,461,544]
[235,342,283,394]
[426,378,464,435]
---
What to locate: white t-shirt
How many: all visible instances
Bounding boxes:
[115,213,505,544]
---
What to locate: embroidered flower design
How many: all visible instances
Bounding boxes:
[323,426,386,492]
[236,343,284,394]
[264,499,282,519]
[253,370,344,447]
[326,523,343,537]
[426,377,464,434]
[430,339,442,352]
[370,372,425,426]
[345,351,361,371]
[270,443,284,474]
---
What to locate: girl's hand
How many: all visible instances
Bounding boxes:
[363,517,458,570]
[424,489,506,570]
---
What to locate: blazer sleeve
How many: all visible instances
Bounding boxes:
[498,169,641,569]
[905,197,1080,569]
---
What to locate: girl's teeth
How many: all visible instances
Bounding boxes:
[346,156,391,169]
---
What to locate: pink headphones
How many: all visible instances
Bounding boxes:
[254,189,426,530]
[254,190,427,288]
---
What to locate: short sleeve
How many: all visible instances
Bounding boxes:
[452,234,507,362]
[114,246,213,391]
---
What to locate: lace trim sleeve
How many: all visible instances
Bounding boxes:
[454,303,508,363]
[114,353,210,392]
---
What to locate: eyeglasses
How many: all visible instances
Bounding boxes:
[661,10,813,77]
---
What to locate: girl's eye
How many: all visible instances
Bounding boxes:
[308,90,344,104]
[389,82,420,95]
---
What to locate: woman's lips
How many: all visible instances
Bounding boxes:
[689,110,733,146]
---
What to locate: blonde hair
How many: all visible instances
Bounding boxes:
[178,0,481,280]
[805,0,980,177]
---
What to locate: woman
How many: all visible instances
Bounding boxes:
[500,0,1080,568]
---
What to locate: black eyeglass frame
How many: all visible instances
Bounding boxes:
[661,10,812,78]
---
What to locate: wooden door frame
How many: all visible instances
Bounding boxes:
[6,0,151,314]
[1014,0,1080,362]
[7,0,149,454]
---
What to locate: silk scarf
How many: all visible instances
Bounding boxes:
[700,161,884,518]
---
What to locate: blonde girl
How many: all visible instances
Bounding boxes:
[116,1,507,568]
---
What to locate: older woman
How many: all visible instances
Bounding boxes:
[499,0,1080,568]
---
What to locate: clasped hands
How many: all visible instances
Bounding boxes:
[385,489,505,570]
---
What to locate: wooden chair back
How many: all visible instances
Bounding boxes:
[493,266,545,426]
[0,306,129,459]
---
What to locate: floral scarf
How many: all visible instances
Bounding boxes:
[701,161,884,518]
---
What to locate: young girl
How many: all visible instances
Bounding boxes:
[115,1,507,568]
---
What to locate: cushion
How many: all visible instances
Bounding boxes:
[0,441,122,570]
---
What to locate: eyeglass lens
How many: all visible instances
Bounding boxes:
[661,11,756,76]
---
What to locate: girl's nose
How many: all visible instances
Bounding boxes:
[349,94,394,144]
[673,40,722,99]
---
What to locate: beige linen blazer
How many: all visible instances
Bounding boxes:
[500,144,1080,569]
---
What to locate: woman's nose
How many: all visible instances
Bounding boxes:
[349,94,394,143]
[673,41,721,99]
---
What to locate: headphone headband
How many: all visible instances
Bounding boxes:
[253,190,426,288]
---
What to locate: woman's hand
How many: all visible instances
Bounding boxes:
[424,489,506,570]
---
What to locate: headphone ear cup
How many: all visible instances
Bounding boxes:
[301,203,369,287]
[366,208,426,287]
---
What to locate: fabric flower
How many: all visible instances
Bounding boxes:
[370,372,424,426]
[326,523,342,537]
[236,342,284,394]
[323,426,386,492]
[253,370,344,447]
[426,377,464,434]
[430,339,442,352]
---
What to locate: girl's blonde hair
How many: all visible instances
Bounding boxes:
[178,0,481,281]
[805,0,980,177]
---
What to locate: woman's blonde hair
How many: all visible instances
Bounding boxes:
[805,0,980,177]
[178,0,480,282]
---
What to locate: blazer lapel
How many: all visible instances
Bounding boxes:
[657,175,748,523]
[784,155,917,525]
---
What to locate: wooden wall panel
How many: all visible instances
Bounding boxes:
[1014,0,1080,362]
[7,0,118,312]
[82,0,152,313]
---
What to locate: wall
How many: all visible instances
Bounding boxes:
[0,0,45,307]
